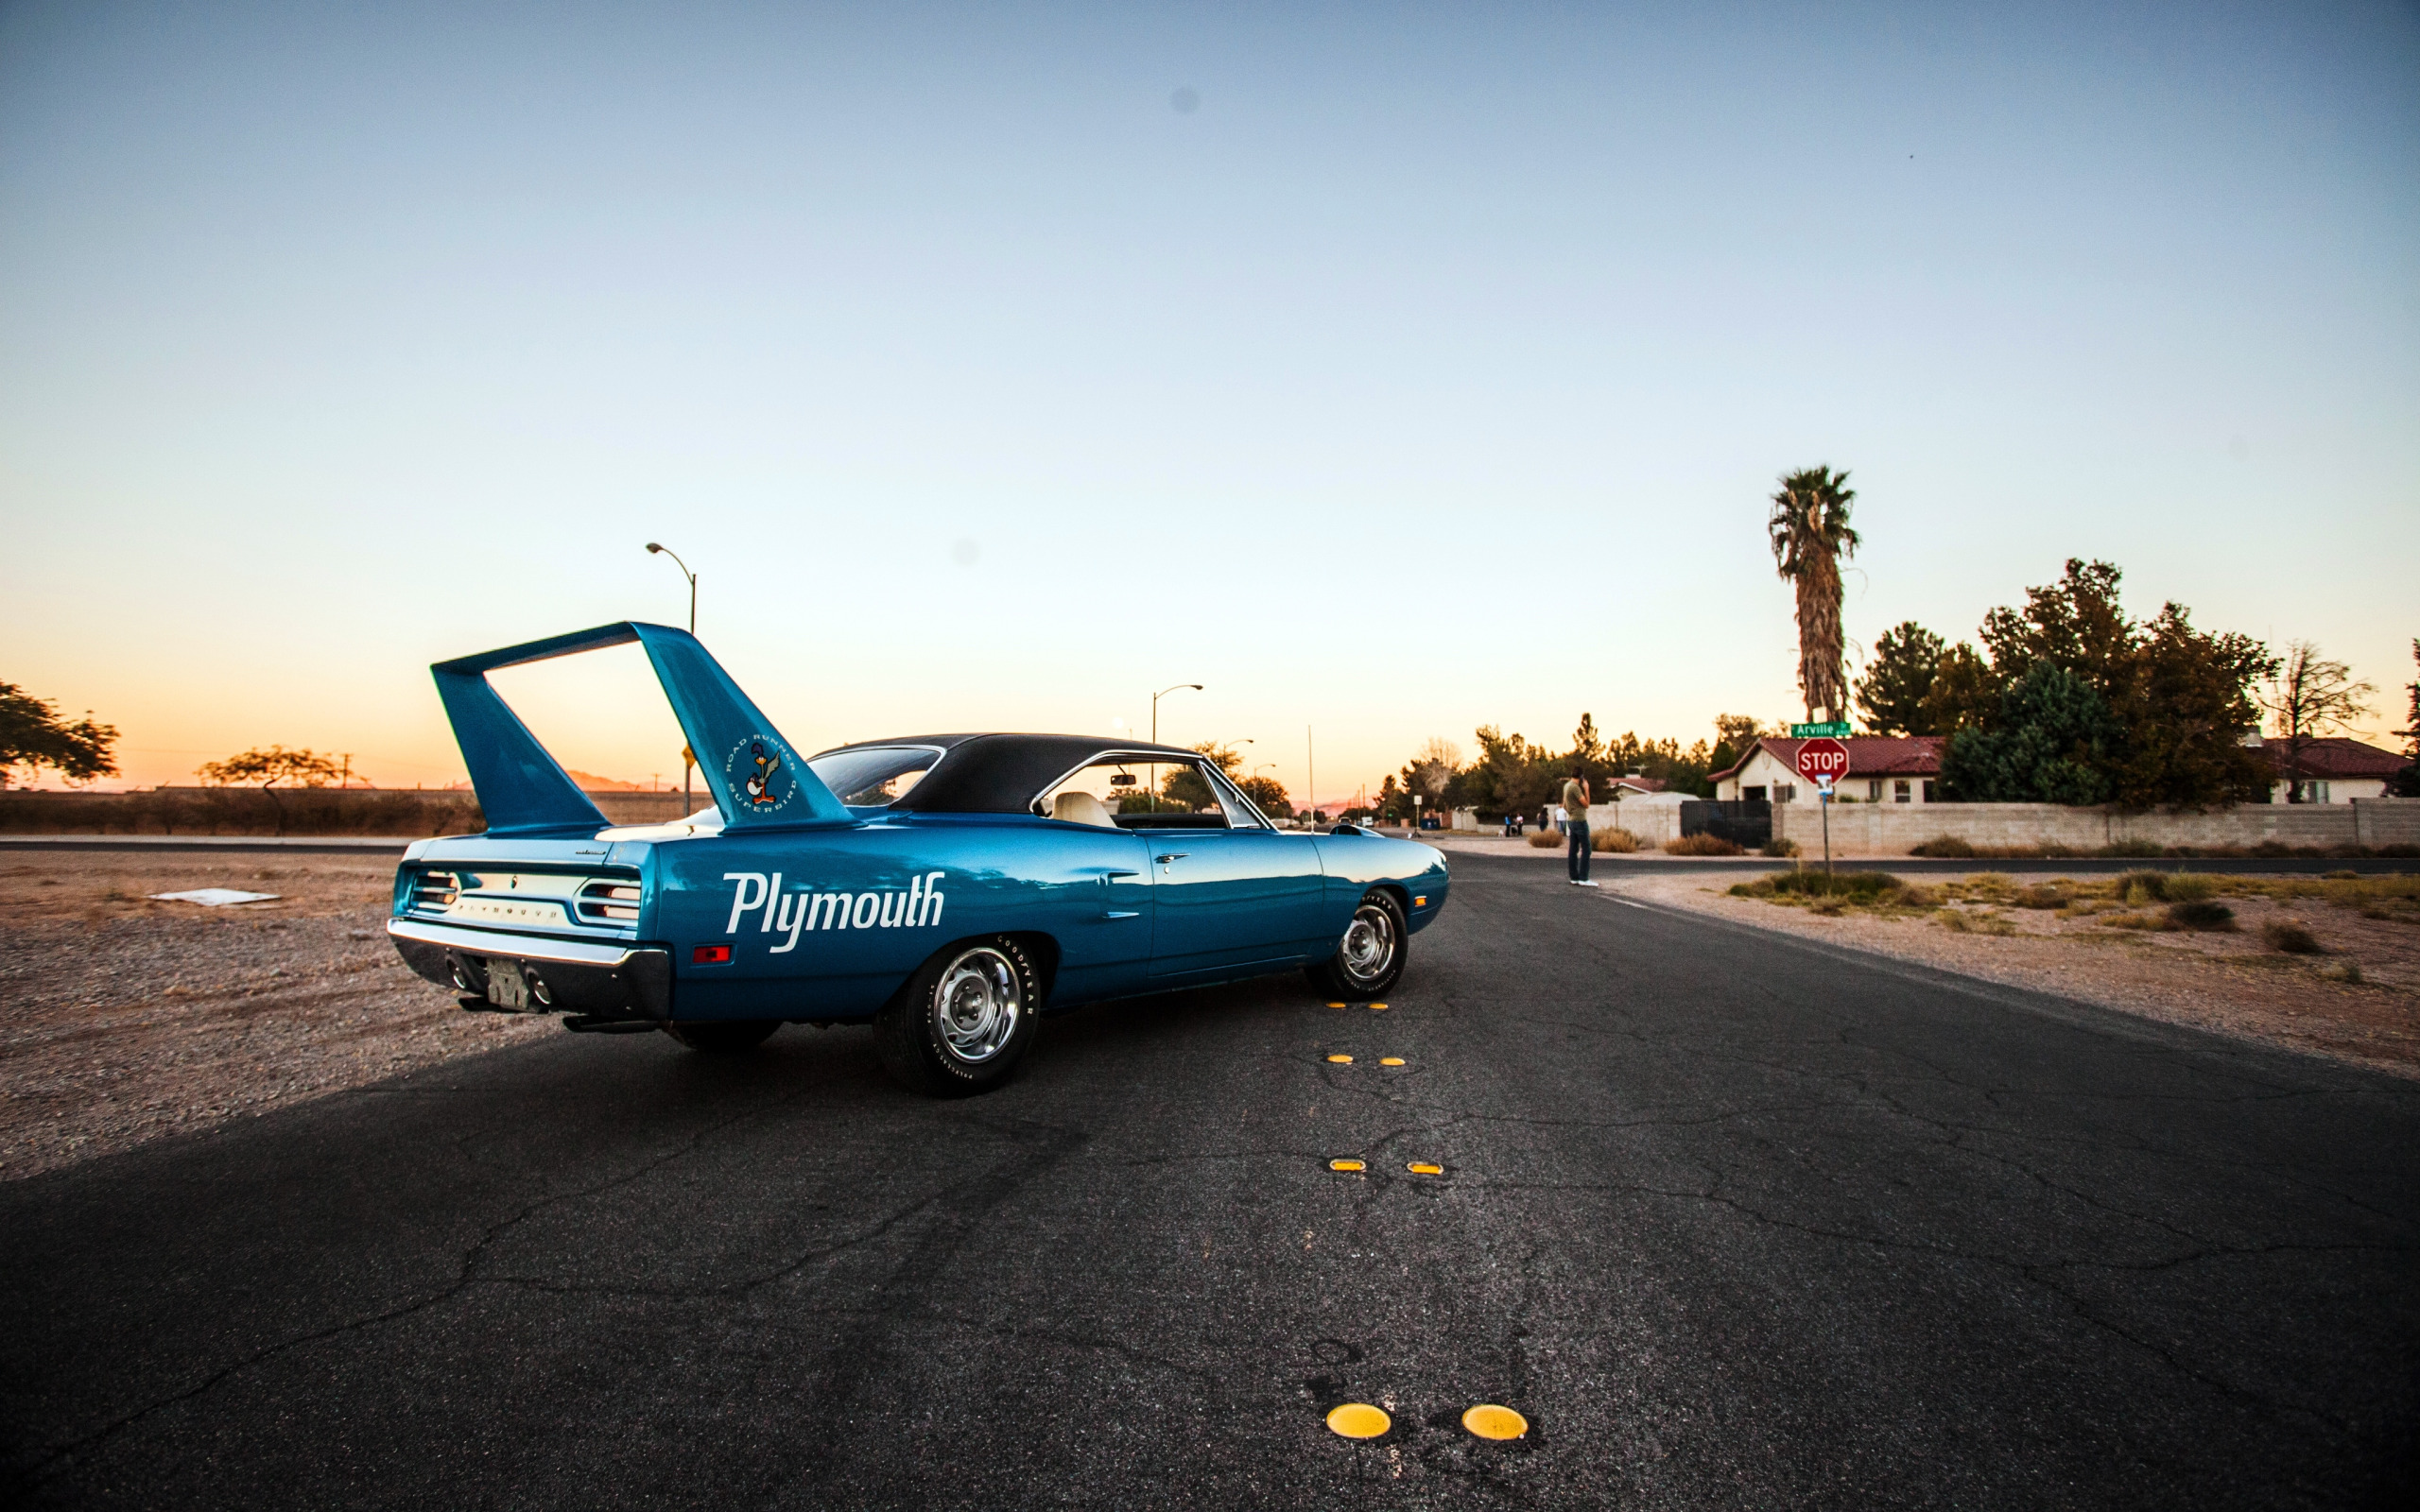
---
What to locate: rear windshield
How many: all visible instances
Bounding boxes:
[807,745,942,807]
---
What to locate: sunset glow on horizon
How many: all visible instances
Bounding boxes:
[5,2,2413,809]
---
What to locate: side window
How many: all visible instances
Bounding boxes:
[806,745,942,807]
[1034,755,1237,830]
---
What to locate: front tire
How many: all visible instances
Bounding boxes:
[663,1021,780,1054]
[1306,890,1408,999]
[875,937,1040,1097]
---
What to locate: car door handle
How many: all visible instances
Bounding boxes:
[1103,910,1141,919]
[1104,869,1141,880]
[1155,853,1188,864]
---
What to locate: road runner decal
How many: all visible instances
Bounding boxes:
[723,870,947,953]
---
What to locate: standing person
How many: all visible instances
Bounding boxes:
[1563,766,1597,885]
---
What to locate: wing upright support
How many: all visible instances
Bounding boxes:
[431,622,849,836]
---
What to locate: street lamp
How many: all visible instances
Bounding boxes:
[644,542,697,633]
[647,542,700,805]
[1150,683,1201,747]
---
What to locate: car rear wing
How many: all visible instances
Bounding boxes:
[431,622,849,837]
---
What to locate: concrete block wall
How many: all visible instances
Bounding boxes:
[1774,799,2420,853]
[1587,802,1685,845]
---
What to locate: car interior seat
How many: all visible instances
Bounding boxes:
[1051,790,1118,828]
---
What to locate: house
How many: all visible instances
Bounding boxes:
[1710,737,1946,806]
[1603,774,1692,806]
[2250,736,2410,803]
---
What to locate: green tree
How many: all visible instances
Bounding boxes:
[1939,665,2120,803]
[1950,560,2272,809]
[1979,558,2137,707]
[197,745,342,834]
[1237,774,1291,818]
[2104,604,2273,809]
[2258,641,2377,802]
[0,682,120,788]
[1706,713,1770,778]
[2391,641,2420,797]
[1855,622,1947,735]
[1768,465,1861,724]
[1918,643,2001,734]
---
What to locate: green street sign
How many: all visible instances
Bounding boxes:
[1789,721,1853,738]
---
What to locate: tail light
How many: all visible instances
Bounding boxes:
[416,871,459,910]
[576,880,643,923]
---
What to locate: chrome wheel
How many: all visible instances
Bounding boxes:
[931,946,1024,1064]
[1339,902,1398,988]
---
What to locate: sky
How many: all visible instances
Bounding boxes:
[3,0,2414,809]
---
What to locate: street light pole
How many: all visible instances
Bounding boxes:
[647,542,700,805]
[1150,682,1202,747]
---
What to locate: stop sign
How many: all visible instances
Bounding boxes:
[1794,737,1849,787]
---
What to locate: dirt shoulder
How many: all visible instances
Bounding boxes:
[1614,868,2420,1079]
[0,852,550,1180]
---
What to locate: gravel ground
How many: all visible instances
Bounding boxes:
[1615,868,2420,1078]
[0,853,549,1180]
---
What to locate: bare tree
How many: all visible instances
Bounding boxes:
[198,746,342,834]
[1767,466,1860,725]
[2259,642,2375,803]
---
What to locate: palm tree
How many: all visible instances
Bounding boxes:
[1767,465,1860,725]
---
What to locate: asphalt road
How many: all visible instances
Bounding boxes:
[5,853,2415,1509]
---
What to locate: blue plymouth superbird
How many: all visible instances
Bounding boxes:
[388,623,1450,1093]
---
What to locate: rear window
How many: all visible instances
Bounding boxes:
[808,746,942,807]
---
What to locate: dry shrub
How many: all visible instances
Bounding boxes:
[2319,961,2365,984]
[2163,873,2220,903]
[2165,900,2237,933]
[1591,827,1640,853]
[1526,829,1560,849]
[2115,870,2169,905]
[1910,836,1976,858]
[1666,833,1745,856]
[1936,908,2015,936]
[1761,837,1801,858]
[2261,919,2322,954]
[2014,885,2069,910]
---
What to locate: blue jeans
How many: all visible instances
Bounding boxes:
[1567,822,1590,881]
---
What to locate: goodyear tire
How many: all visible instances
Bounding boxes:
[875,936,1040,1097]
[663,1021,781,1054]
[1306,890,1408,1000]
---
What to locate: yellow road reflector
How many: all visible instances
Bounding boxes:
[1328,1158,1366,1173]
[1327,1002,1348,1008]
[1379,1057,1406,1067]
[1326,1054,1353,1064]
[1326,1402,1391,1438]
[1462,1403,1528,1439]
[1370,1003,1391,1011]
[1407,1161,1443,1175]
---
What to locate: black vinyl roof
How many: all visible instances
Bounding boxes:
[812,733,1204,815]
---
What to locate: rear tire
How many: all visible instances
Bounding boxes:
[875,936,1040,1097]
[1306,890,1408,999]
[663,1020,780,1054]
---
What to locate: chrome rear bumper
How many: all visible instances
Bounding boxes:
[388,918,671,1021]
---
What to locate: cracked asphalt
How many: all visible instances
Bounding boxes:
[4,851,2416,1508]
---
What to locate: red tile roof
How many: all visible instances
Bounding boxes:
[1709,736,1947,784]
[1609,776,1669,794]
[2254,737,2410,781]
